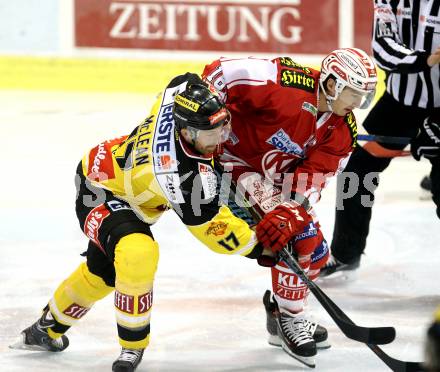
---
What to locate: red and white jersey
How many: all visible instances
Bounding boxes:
[203,56,357,204]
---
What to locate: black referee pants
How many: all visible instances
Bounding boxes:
[331,92,440,264]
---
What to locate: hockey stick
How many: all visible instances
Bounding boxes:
[217,165,397,346]
[357,134,411,145]
[356,134,412,158]
[279,248,423,372]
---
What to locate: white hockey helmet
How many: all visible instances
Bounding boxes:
[319,48,378,110]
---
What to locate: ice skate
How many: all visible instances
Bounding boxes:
[112,347,145,372]
[318,254,360,279]
[10,307,69,352]
[263,290,329,368]
[420,175,432,200]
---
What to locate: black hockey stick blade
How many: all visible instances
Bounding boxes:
[278,248,396,345]
[367,344,424,372]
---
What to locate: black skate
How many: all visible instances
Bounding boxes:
[319,254,360,278]
[420,175,432,200]
[112,348,145,372]
[421,175,432,192]
[10,307,69,352]
[263,290,329,368]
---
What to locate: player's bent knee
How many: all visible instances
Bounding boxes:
[53,262,113,307]
[114,233,159,284]
[77,262,114,300]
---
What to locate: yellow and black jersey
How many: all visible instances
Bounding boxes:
[80,73,261,258]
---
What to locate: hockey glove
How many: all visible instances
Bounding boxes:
[256,202,312,253]
[292,221,324,257]
[411,116,440,161]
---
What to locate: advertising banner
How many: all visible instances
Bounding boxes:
[75,0,343,54]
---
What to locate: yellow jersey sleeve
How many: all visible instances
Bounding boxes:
[186,205,262,257]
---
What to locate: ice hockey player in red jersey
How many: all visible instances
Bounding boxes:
[203,48,378,367]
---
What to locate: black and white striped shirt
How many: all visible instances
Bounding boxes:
[373,0,440,109]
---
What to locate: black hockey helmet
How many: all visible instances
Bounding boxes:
[173,74,230,131]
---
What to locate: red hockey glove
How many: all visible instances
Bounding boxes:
[292,221,324,257]
[256,202,312,253]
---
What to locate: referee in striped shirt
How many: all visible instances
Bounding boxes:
[322,0,440,276]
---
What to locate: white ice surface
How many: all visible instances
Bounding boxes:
[0,91,438,371]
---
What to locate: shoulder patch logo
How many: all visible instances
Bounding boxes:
[280,69,316,92]
[278,57,312,74]
[344,112,358,147]
[302,102,318,116]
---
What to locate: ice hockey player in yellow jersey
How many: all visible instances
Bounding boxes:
[11,73,290,372]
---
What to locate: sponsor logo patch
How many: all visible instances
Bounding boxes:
[227,131,239,145]
[280,69,315,92]
[115,290,134,314]
[138,290,153,314]
[344,112,358,147]
[63,303,90,319]
[88,141,116,181]
[273,269,308,300]
[107,200,131,212]
[157,173,185,204]
[294,222,318,242]
[175,94,199,112]
[205,221,228,236]
[266,129,304,156]
[209,108,228,125]
[84,205,110,251]
[311,240,329,264]
[198,163,217,199]
[278,57,311,74]
[301,102,317,116]
[376,19,393,38]
[154,103,178,174]
[396,8,412,17]
[156,154,173,171]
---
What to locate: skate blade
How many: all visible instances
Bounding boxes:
[281,343,316,368]
[316,340,331,350]
[268,334,281,347]
[9,334,47,352]
[271,333,331,351]
[318,269,358,284]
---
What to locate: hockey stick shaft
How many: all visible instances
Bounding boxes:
[357,134,411,145]
[279,249,423,372]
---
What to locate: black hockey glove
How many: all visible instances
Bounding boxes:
[411,116,440,161]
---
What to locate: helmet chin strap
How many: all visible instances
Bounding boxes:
[325,96,335,112]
